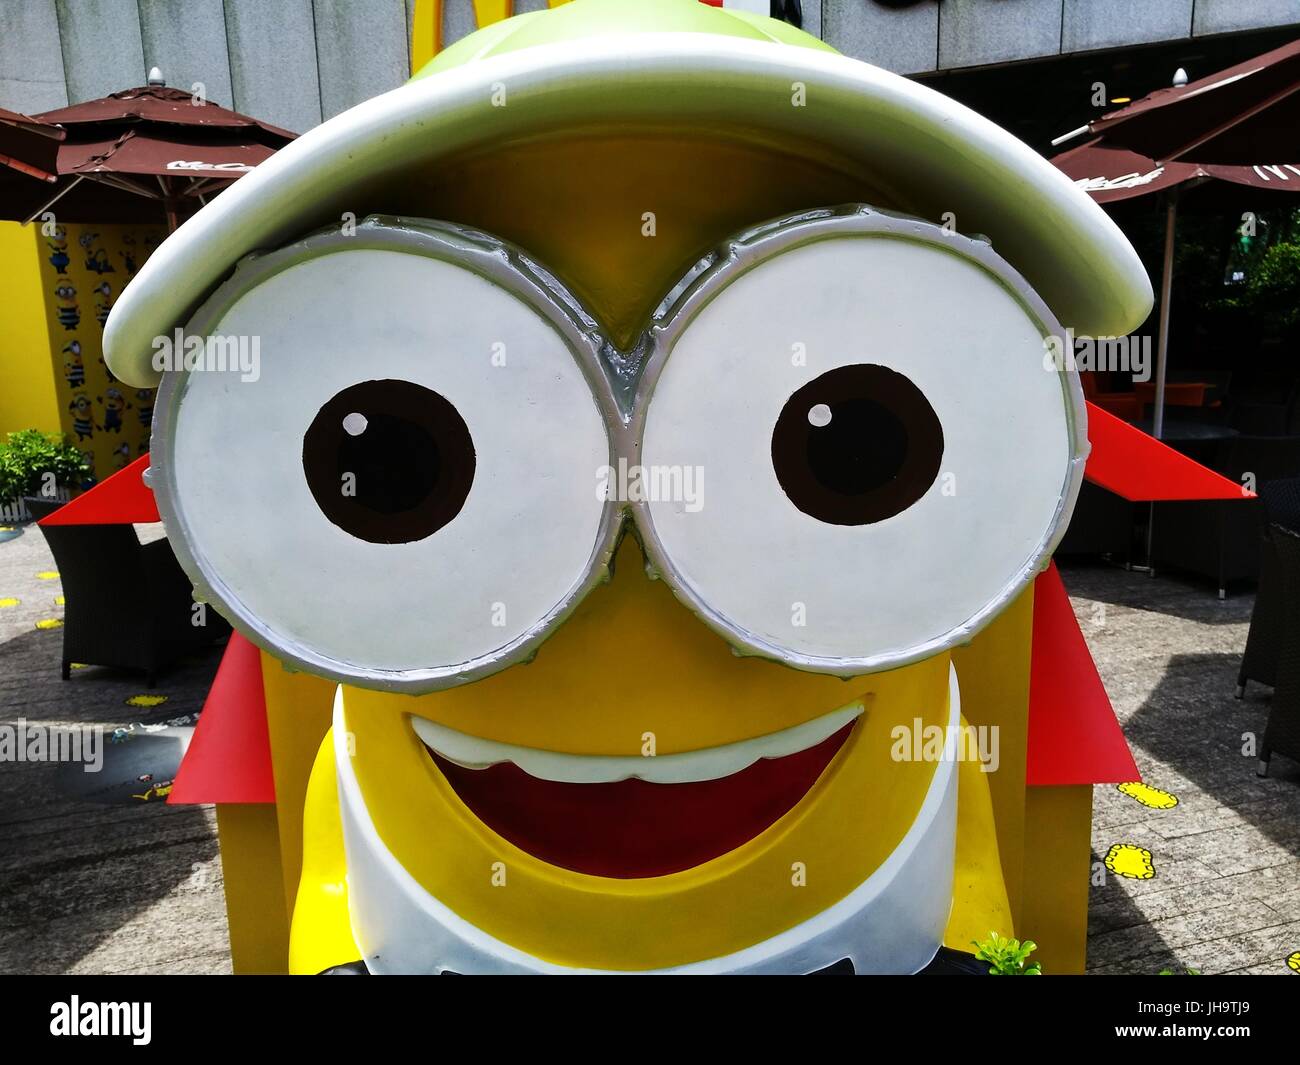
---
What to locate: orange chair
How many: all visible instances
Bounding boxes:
[1135,381,1207,413]
[1080,372,1142,421]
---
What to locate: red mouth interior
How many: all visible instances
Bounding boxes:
[427,722,854,879]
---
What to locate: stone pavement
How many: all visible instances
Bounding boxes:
[0,522,1295,974]
[1070,562,1300,976]
[0,523,230,974]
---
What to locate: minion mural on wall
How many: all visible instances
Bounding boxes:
[46,225,69,275]
[52,282,79,331]
[80,231,116,275]
[31,222,163,488]
[63,341,84,388]
[101,0,1180,974]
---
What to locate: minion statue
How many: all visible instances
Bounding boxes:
[100,0,1173,975]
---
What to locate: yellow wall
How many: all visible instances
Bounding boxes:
[0,222,61,437]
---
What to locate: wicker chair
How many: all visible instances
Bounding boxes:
[1237,479,1300,697]
[1239,529,1281,695]
[25,498,228,684]
[1259,522,1300,775]
[1150,435,1300,596]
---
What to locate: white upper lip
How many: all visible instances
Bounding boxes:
[410,700,868,785]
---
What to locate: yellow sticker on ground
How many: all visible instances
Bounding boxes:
[125,694,168,708]
[1287,951,1299,973]
[54,595,65,606]
[35,618,63,630]
[70,662,88,670]
[1103,843,1156,880]
[35,571,59,580]
[1117,782,1179,810]
[0,597,19,608]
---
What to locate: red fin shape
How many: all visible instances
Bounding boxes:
[1084,402,1248,502]
[169,632,275,804]
[40,454,160,525]
[1028,563,1140,786]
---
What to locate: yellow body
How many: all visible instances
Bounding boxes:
[276,561,1091,974]
[239,562,1096,975]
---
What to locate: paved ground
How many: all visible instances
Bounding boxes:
[0,524,1296,975]
[0,524,230,975]
[1071,561,1300,976]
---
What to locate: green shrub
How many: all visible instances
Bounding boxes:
[1246,241,1300,329]
[973,931,1042,975]
[0,430,89,504]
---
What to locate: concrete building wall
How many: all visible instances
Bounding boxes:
[1,0,1298,127]
[823,0,1300,75]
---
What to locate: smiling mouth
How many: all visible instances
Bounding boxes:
[412,704,865,879]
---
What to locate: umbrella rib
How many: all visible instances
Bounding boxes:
[86,171,160,199]
[1051,124,1091,147]
[181,177,228,198]
[0,151,57,182]
[21,173,85,225]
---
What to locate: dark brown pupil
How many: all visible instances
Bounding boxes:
[771,364,943,526]
[302,378,475,544]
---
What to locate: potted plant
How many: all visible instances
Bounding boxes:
[0,430,90,523]
[972,931,1042,975]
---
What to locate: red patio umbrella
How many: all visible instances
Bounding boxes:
[1053,139,1300,206]
[0,107,65,183]
[1051,136,1277,569]
[0,72,295,230]
[1072,37,1300,165]
[1052,137,1300,438]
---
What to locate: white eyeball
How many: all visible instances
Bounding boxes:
[153,221,618,691]
[634,209,1085,674]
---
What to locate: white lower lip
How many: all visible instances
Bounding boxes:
[410,700,867,785]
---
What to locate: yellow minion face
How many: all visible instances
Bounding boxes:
[103,0,1151,974]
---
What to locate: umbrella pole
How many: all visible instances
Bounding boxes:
[1152,189,1179,440]
[1145,189,1179,576]
[157,174,180,232]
